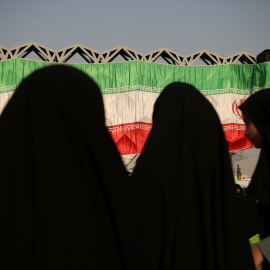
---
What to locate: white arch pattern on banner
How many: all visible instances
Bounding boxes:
[0,42,256,65]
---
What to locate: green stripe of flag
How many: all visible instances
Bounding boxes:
[0,58,269,95]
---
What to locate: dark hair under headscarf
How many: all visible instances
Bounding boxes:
[239,89,270,239]
[0,65,134,270]
[131,82,254,270]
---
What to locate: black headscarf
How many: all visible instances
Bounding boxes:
[239,89,270,206]
[239,89,270,240]
[131,82,254,270]
[0,65,134,270]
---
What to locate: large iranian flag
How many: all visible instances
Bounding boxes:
[0,59,269,164]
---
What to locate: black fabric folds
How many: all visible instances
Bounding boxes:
[0,65,133,270]
[239,89,270,270]
[131,82,254,270]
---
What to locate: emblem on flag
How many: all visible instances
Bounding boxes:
[232,99,244,119]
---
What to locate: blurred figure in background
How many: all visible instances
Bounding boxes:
[237,164,242,180]
[131,82,254,270]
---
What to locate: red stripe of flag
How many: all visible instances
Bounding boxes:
[107,122,152,155]
[222,123,252,151]
[107,122,252,156]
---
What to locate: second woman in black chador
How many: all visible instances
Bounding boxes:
[239,89,270,270]
[131,82,254,270]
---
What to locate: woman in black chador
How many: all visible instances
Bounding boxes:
[0,65,134,270]
[131,82,254,270]
[239,89,270,270]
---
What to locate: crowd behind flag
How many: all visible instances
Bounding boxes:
[0,58,269,164]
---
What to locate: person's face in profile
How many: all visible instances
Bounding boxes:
[236,187,241,194]
[243,114,264,148]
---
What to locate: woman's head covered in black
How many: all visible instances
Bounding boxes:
[0,65,132,270]
[239,89,270,208]
[239,89,270,148]
[132,82,254,270]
